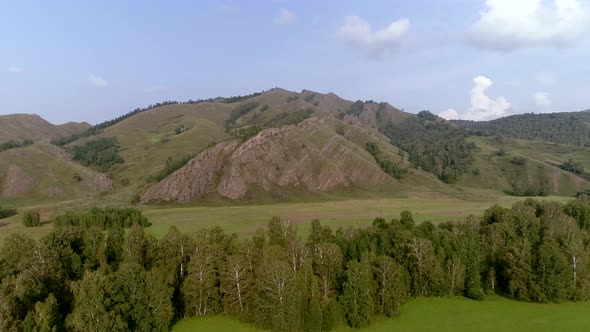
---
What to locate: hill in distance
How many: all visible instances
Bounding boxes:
[0,113,91,142]
[1,88,589,204]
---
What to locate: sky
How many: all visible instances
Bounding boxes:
[1,0,590,124]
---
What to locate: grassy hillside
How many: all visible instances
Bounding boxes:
[456,137,589,195]
[0,113,90,142]
[1,88,588,206]
[0,143,113,204]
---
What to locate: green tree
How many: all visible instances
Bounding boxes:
[22,211,41,227]
[372,255,409,317]
[340,258,374,328]
[253,246,299,331]
[313,243,342,304]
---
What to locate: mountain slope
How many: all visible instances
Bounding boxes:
[0,143,113,202]
[0,114,91,142]
[2,88,588,205]
[141,117,423,202]
[451,111,590,147]
[456,137,589,196]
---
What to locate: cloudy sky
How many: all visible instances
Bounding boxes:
[1,0,589,124]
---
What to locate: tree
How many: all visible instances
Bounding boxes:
[372,256,409,317]
[313,243,342,304]
[340,258,374,328]
[67,271,127,332]
[408,237,443,296]
[22,210,41,227]
[267,217,297,248]
[221,253,252,315]
[182,240,219,317]
[24,293,60,332]
[253,246,299,331]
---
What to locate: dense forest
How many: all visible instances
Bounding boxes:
[451,112,590,147]
[72,137,124,172]
[1,197,589,331]
[381,111,475,183]
[0,139,34,153]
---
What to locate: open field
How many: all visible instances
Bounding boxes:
[172,296,590,332]
[0,195,574,243]
[142,195,572,237]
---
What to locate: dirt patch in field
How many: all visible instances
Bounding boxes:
[79,170,115,191]
[1,165,36,197]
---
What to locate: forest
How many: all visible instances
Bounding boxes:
[381,111,476,183]
[1,197,589,332]
[72,137,124,172]
[451,112,590,147]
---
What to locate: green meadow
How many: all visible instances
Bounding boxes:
[172,296,590,332]
[0,195,573,242]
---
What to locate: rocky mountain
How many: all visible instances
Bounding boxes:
[1,89,589,204]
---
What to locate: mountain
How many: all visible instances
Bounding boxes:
[0,142,113,203]
[451,111,590,147]
[0,113,91,142]
[141,117,441,202]
[1,89,589,204]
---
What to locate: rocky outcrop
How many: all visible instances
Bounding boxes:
[141,119,394,203]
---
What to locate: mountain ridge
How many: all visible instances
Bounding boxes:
[1,88,589,204]
[0,113,91,142]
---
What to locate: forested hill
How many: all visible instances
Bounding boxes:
[451,111,590,147]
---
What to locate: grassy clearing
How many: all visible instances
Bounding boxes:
[171,296,590,332]
[142,195,570,238]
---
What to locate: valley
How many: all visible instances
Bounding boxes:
[1,88,589,332]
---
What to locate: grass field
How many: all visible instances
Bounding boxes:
[171,296,590,332]
[0,195,573,243]
[142,195,572,238]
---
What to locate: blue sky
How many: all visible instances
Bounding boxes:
[1,0,589,124]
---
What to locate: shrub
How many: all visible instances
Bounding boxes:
[22,211,41,227]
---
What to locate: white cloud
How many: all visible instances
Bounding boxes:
[274,9,296,25]
[338,16,410,57]
[7,66,24,74]
[438,108,460,120]
[466,76,511,120]
[443,76,511,121]
[470,0,589,50]
[88,74,109,87]
[534,92,552,111]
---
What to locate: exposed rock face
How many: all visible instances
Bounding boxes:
[142,141,240,202]
[141,119,394,203]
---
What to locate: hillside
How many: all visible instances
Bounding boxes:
[141,117,445,202]
[0,114,90,142]
[0,142,113,204]
[455,137,589,196]
[1,89,589,204]
[451,111,590,147]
